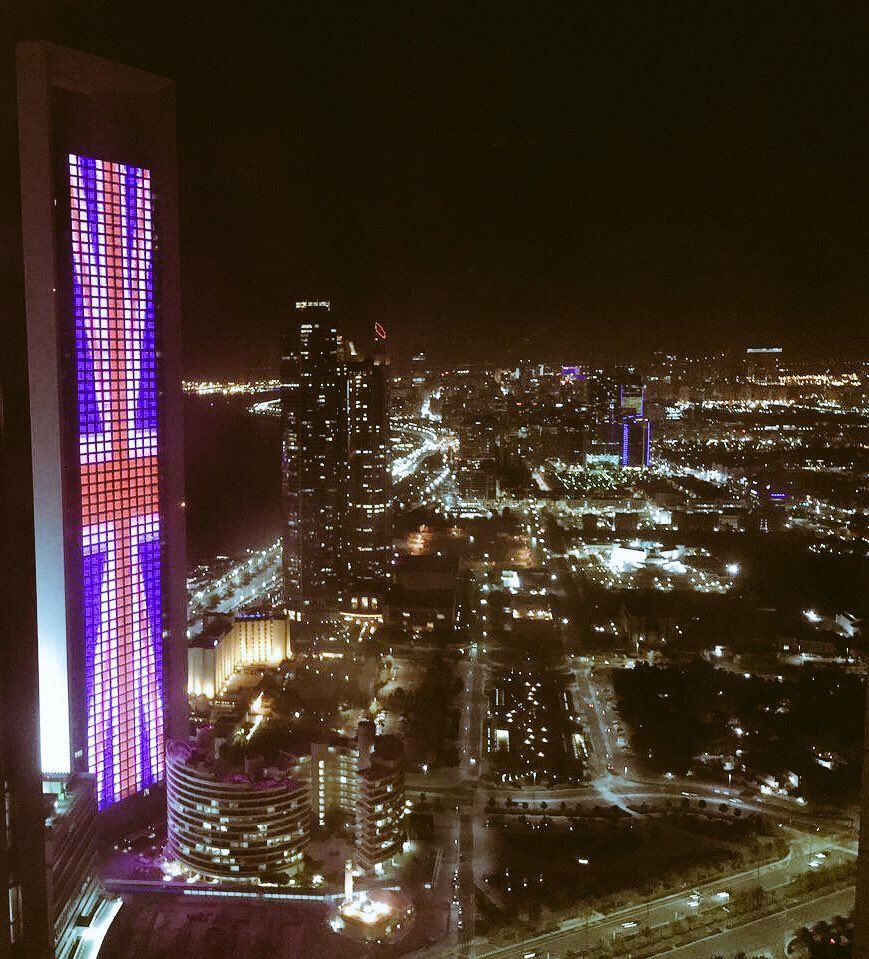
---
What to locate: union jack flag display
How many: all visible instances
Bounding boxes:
[69,154,164,810]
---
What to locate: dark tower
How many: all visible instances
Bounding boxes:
[344,326,391,612]
[281,302,348,613]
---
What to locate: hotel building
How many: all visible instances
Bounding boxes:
[187,614,291,699]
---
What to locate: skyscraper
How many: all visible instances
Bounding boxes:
[345,336,391,613]
[621,417,651,468]
[281,306,391,615]
[17,42,186,820]
[281,302,348,611]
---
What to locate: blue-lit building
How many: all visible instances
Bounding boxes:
[621,417,651,468]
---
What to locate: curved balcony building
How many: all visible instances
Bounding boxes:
[166,737,309,881]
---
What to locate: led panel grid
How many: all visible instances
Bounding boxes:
[69,154,164,810]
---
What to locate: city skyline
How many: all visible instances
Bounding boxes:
[2,4,868,374]
[2,14,867,959]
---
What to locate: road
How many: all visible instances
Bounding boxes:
[652,887,855,959]
[187,540,281,635]
[453,565,494,955]
[471,845,855,959]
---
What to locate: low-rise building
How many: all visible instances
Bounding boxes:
[188,613,291,698]
[386,555,459,632]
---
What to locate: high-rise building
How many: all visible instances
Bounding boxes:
[17,42,186,820]
[281,302,347,611]
[2,108,53,954]
[281,306,391,615]
[621,417,651,468]
[345,344,391,613]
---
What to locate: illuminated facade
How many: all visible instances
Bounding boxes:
[69,154,166,808]
[19,42,185,820]
[621,418,651,468]
[187,614,291,699]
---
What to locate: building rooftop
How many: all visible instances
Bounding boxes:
[168,740,305,793]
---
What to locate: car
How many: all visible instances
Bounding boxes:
[622,921,638,929]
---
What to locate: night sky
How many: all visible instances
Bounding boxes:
[3,3,868,371]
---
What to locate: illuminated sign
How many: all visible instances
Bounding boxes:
[69,154,164,809]
[374,322,387,341]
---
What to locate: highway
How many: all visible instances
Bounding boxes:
[187,540,281,636]
[652,887,855,959]
[471,839,855,959]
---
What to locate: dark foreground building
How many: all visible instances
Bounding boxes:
[855,690,869,959]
